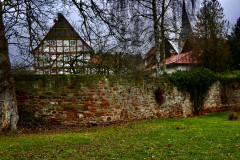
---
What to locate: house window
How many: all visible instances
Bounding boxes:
[51,69,57,74]
[36,69,43,74]
[59,69,64,74]
[64,47,69,52]
[44,54,50,62]
[64,54,70,62]
[70,40,76,46]
[50,40,56,46]
[57,54,63,63]
[45,69,50,74]
[57,40,62,46]
[43,46,49,52]
[71,54,76,62]
[57,47,63,52]
[51,55,56,61]
[64,69,70,74]
[70,47,76,52]
[63,40,69,46]
[50,47,56,53]
[77,54,83,60]
[44,40,49,46]
[57,61,63,66]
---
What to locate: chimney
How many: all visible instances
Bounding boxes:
[171,52,175,57]
[58,13,63,19]
[170,49,176,57]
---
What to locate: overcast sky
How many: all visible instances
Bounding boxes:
[219,0,240,27]
[8,0,240,64]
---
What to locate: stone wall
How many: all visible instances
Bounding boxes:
[14,75,240,126]
[15,75,193,126]
[201,81,240,114]
[224,82,240,108]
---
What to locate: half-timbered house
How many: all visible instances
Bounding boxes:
[32,13,93,74]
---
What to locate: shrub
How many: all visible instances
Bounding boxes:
[228,112,239,121]
[166,67,216,115]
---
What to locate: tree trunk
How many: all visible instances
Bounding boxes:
[160,0,166,74]
[152,0,161,76]
[0,2,19,131]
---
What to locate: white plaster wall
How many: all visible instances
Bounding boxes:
[166,65,192,74]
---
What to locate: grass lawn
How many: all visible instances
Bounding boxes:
[0,112,239,159]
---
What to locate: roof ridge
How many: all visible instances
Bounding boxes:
[32,14,93,53]
[166,51,191,64]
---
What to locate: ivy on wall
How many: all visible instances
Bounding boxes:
[166,67,217,115]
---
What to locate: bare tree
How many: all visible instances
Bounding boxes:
[66,0,200,76]
[0,1,19,131]
[152,0,172,74]
[0,0,56,131]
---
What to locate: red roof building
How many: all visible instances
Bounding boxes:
[143,43,197,75]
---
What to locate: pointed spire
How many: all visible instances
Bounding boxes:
[178,0,192,53]
[181,0,192,36]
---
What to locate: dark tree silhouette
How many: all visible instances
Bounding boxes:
[228,17,240,70]
[194,0,230,72]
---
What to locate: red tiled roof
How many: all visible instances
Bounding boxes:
[145,51,196,70]
[165,51,196,65]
